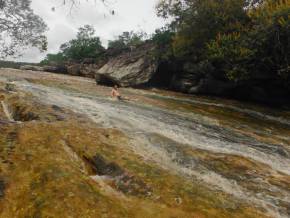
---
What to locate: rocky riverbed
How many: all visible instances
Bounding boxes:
[0,68,289,217]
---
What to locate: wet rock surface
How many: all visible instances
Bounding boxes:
[85,154,152,197]
[85,154,124,176]
[0,68,289,217]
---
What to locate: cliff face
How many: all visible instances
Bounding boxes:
[95,43,158,87]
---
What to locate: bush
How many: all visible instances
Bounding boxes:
[157,0,289,87]
[207,0,290,84]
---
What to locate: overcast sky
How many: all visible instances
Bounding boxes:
[16,0,166,63]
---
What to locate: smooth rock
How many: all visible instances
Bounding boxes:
[96,43,157,87]
[20,65,44,71]
[67,64,81,76]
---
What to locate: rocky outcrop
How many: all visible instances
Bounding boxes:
[19,62,98,77]
[43,65,67,74]
[95,43,157,87]
[169,61,290,105]
[66,63,102,78]
[80,64,102,78]
[64,58,106,78]
[169,62,221,94]
[20,65,44,71]
[67,64,80,76]
[188,78,235,95]
[19,65,67,74]
[18,62,103,79]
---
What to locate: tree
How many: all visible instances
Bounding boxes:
[107,39,127,51]
[60,25,105,61]
[108,31,145,49]
[107,31,146,56]
[0,0,47,58]
[40,53,66,65]
[0,0,114,59]
[207,0,289,82]
[151,27,174,60]
[157,0,289,86]
[157,0,251,59]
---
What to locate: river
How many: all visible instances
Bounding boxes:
[0,69,290,217]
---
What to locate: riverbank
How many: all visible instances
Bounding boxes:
[0,68,290,217]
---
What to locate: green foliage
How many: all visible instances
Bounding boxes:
[158,0,250,59]
[40,25,106,65]
[151,28,174,60]
[207,0,290,82]
[249,0,290,81]
[40,53,66,65]
[157,0,290,85]
[40,28,147,64]
[0,0,47,58]
[207,32,255,81]
[107,39,127,51]
[60,25,105,61]
[106,31,146,56]
[108,31,146,50]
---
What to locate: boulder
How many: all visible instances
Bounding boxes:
[95,74,118,86]
[43,65,67,74]
[80,64,99,78]
[170,61,236,96]
[188,77,236,95]
[65,63,103,78]
[20,65,44,71]
[67,64,81,76]
[95,43,157,87]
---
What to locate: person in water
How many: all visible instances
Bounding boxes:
[111,85,122,100]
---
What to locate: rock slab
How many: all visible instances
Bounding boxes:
[96,43,157,87]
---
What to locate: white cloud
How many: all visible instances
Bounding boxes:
[13,0,166,63]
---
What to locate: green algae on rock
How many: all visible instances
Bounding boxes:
[0,69,289,217]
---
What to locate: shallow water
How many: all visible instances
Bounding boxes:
[1,72,290,217]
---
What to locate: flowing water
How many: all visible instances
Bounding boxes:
[0,71,290,217]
